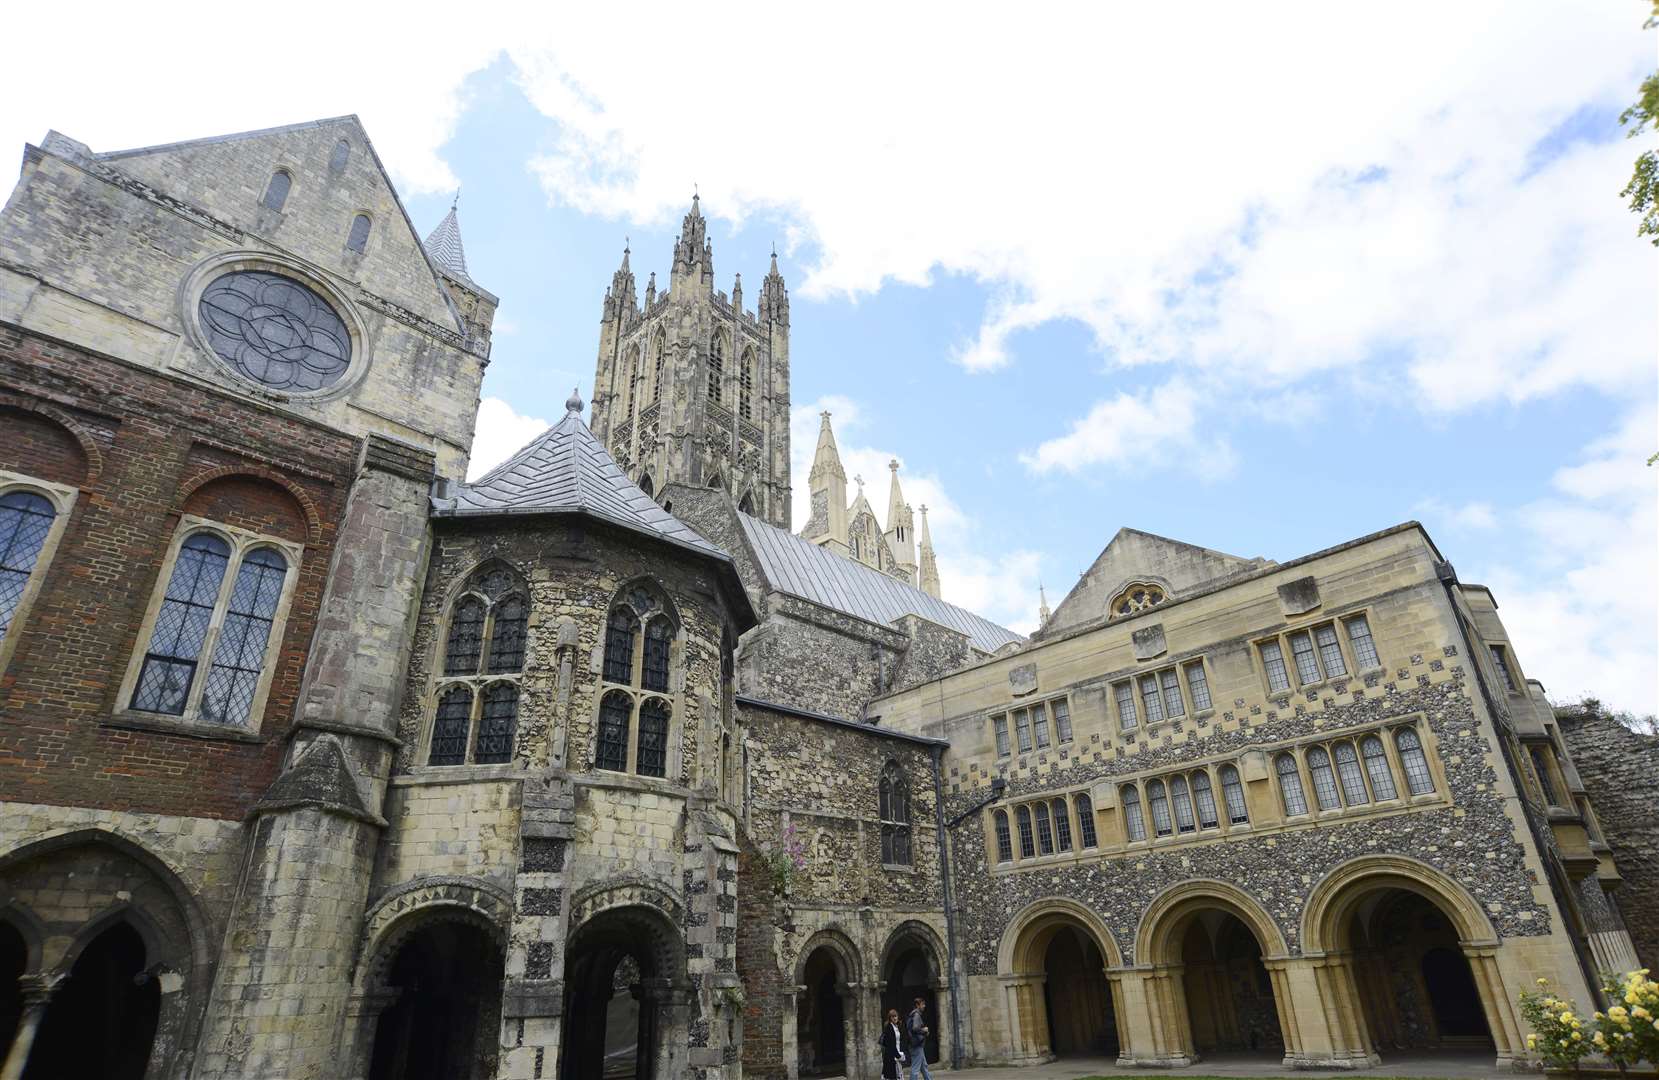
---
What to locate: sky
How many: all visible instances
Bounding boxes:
[4,2,1655,715]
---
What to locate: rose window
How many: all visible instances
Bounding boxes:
[199,270,351,392]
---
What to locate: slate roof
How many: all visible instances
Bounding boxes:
[432,404,727,563]
[736,514,1023,653]
[423,205,474,285]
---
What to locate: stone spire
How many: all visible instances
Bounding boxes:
[801,411,849,548]
[1038,583,1051,628]
[917,504,941,599]
[673,192,713,292]
[607,240,637,317]
[884,459,917,582]
[760,243,789,325]
[423,204,472,282]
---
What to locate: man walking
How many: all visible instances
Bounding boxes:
[905,995,933,1080]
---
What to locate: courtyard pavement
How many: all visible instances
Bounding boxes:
[914,1050,1509,1080]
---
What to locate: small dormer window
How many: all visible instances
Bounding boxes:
[346,214,371,254]
[1109,581,1166,618]
[262,171,291,212]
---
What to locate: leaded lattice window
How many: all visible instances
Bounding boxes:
[604,608,638,683]
[1289,631,1321,685]
[1033,802,1054,855]
[993,810,1013,862]
[642,620,672,692]
[132,534,232,715]
[1361,735,1397,800]
[1147,780,1173,836]
[1115,681,1138,730]
[637,698,670,778]
[879,761,911,866]
[1307,746,1341,810]
[1192,771,1219,829]
[1160,669,1186,718]
[1052,698,1072,742]
[1030,704,1050,748]
[1014,709,1033,752]
[0,491,56,639]
[597,691,631,772]
[1333,741,1369,805]
[1121,786,1146,841]
[1490,644,1518,693]
[1277,753,1309,816]
[1396,728,1434,794]
[429,686,472,766]
[1140,675,1165,724]
[1075,793,1098,847]
[1260,640,1290,691]
[1184,662,1212,711]
[445,596,486,675]
[1169,776,1196,833]
[993,715,1010,757]
[1220,765,1249,823]
[1346,615,1380,668]
[199,271,351,392]
[1315,624,1347,678]
[200,547,287,725]
[1015,805,1035,858]
[1051,798,1072,851]
[428,564,529,765]
[486,596,527,673]
[1530,746,1560,806]
[474,683,519,764]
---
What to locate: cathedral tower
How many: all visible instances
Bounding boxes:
[591,197,791,526]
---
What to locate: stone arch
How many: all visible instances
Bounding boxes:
[0,394,103,486]
[1001,897,1126,973]
[999,898,1126,1063]
[880,919,947,982]
[1135,878,1287,964]
[1301,855,1497,952]
[791,927,862,1080]
[880,920,951,1065]
[0,901,47,971]
[793,926,862,987]
[176,464,321,544]
[354,876,512,991]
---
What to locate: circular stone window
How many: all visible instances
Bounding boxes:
[198,270,352,392]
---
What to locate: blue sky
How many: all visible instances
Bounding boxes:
[4,3,1655,713]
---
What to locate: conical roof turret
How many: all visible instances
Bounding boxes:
[423,203,473,283]
[917,504,942,599]
[809,411,846,484]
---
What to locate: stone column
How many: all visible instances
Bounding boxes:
[1292,951,1378,1069]
[930,976,954,1069]
[0,976,60,1080]
[1112,964,1197,1067]
[781,984,804,1080]
[1463,944,1522,1066]
[997,973,1050,1062]
[341,989,400,1080]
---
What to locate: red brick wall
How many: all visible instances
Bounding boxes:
[736,831,786,1079]
[0,325,358,820]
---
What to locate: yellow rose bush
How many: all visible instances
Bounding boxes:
[1523,971,1659,1071]
[1523,981,1591,1070]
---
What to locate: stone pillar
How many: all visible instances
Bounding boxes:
[930,976,954,1069]
[1463,944,1523,1066]
[997,973,1050,1063]
[0,976,60,1080]
[342,990,400,1080]
[781,984,803,1080]
[1112,964,1197,1067]
[1285,952,1378,1069]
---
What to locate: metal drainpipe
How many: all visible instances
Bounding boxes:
[930,744,966,1069]
[1438,569,1605,1006]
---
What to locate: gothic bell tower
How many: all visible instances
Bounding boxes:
[590,196,791,527]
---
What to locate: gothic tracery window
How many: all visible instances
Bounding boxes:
[879,761,911,866]
[427,563,528,766]
[652,331,667,402]
[739,347,755,421]
[596,579,678,778]
[1109,581,1166,618]
[707,333,725,405]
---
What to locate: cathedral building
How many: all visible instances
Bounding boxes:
[0,115,1649,1080]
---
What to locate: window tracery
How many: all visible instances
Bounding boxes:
[596,579,679,778]
[739,347,755,421]
[426,562,528,766]
[1108,581,1166,618]
[879,761,912,866]
[707,333,725,405]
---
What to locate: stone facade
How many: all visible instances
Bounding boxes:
[0,115,1651,1080]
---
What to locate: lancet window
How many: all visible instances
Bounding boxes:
[595,579,678,778]
[427,562,528,766]
[880,760,912,866]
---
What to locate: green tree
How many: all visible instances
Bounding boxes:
[1621,3,1659,245]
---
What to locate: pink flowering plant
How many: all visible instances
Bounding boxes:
[761,823,807,896]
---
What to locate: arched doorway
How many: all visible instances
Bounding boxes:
[367,919,505,1080]
[881,924,945,1067]
[1043,926,1117,1058]
[1177,913,1282,1058]
[1347,891,1495,1055]
[562,904,684,1080]
[24,922,159,1080]
[999,900,1125,1063]
[798,947,847,1077]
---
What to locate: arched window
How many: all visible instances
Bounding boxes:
[1109,581,1166,618]
[329,138,351,172]
[0,490,59,640]
[1121,786,1146,842]
[737,491,755,515]
[1014,805,1035,859]
[1307,746,1341,810]
[1361,735,1397,800]
[1033,801,1054,855]
[626,346,641,415]
[262,171,291,212]
[1191,771,1219,829]
[1147,779,1173,836]
[427,563,528,765]
[707,333,725,404]
[1333,741,1369,805]
[1074,793,1098,848]
[1276,753,1309,816]
[1169,775,1196,833]
[637,698,670,778]
[639,474,655,499]
[132,533,230,715]
[603,607,639,683]
[739,348,755,420]
[993,809,1014,863]
[1396,728,1434,795]
[1219,765,1249,824]
[652,331,667,402]
[1050,798,1073,852]
[346,214,371,254]
[879,761,911,865]
[596,690,631,772]
[642,619,672,692]
[200,546,288,725]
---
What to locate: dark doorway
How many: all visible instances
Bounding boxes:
[368,920,504,1080]
[1042,927,1117,1058]
[1422,948,1489,1038]
[562,908,678,1080]
[0,922,25,1066]
[1179,912,1282,1057]
[1348,890,1494,1053]
[798,947,846,1077]
[883,945,942,1065]
[24,922,159,1080]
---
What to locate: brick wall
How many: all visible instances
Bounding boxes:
[735,830,785,1079]
[0,325,357,820]
[1558,705,1659,968]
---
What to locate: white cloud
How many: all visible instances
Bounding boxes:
[1413,499,1499,532]
[1019,379,1234,477]
[467,396,550,481]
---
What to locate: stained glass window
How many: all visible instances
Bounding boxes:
[1220,765,1249,824]
[596,692,631,772]
[1115,681,1138,730]
[486,596,527,673]
[1397,728,1434,795]
[642,619,672,692]
[444,596,485,675]
[132,533,231,715]
[1361,735,1397,800]
[1075,793,1098,847]
[346,214,371,254]
[262,171,291,211]
[604,608,638,684]
[1147,780,1173,836]
[638,698,670,778]
[1261,640,1290,691]
[993,810,1013,863]
[1346,615,1380,669]
[1051,798,1072,851]
[1121,786,1146,841]
[1184,662,1212,711]
[1033,802,1054,855]
[1015,805,1035,858]
[0,491,55,639]
[200,547,287,725]
[1315,624,1347,678]
[199,271,351,392]
[428,685,472,766]
[1192,771,1219,829]
[1334,741,1369,805]
[880,762,911,865]
[1277,753,1309,816]
[1307,746,1341,810]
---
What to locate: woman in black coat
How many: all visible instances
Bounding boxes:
[879,1007,908,1079]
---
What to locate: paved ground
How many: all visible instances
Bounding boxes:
[900,1050,1506,1080]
